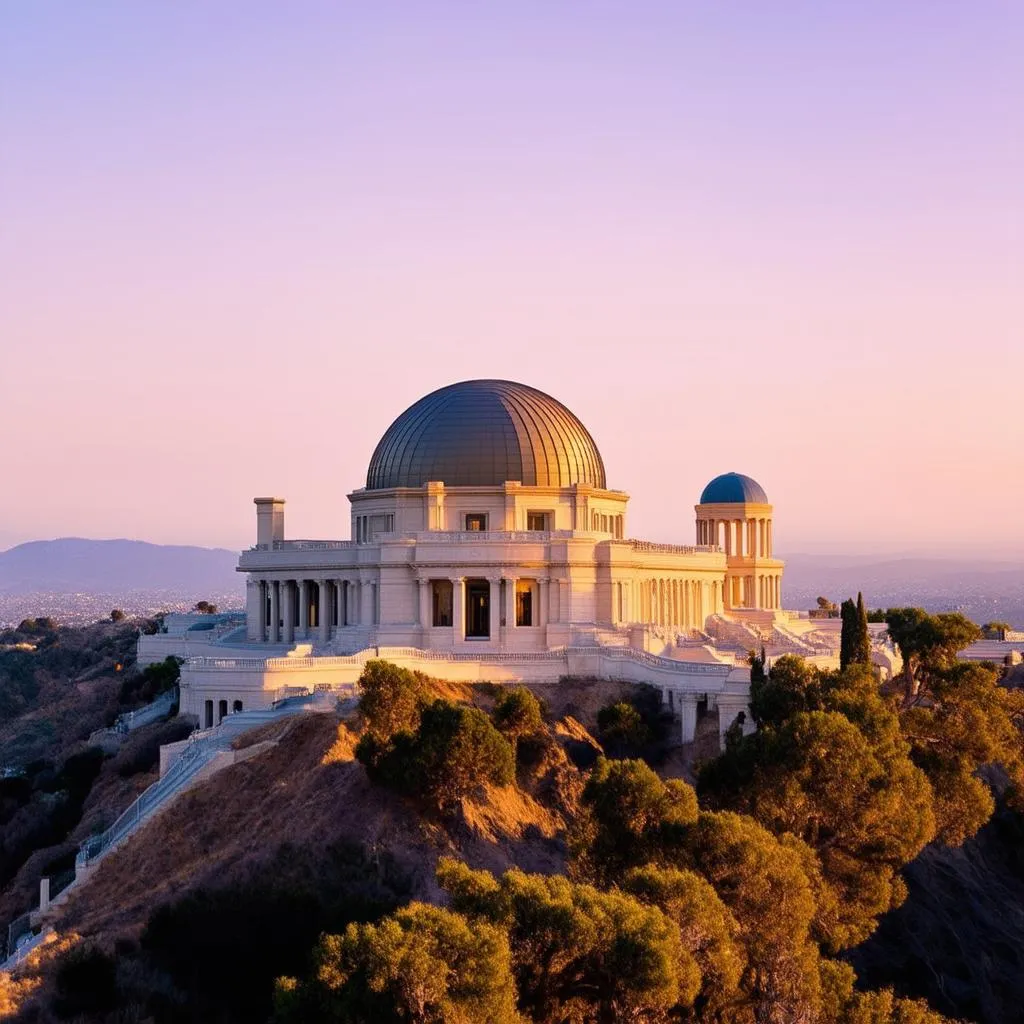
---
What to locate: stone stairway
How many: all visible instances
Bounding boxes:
[704,615,764,654]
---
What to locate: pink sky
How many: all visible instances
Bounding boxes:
[2,3,1021,558]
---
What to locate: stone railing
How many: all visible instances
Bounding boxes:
[627,540,721,555]
[401,530,575,543]
[251,540,358,551]
[186,643,736,677]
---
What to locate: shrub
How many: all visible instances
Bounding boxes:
[119,656,181,707]
[491,687,544,752]
[357,699,515,812]
[357,659,429,740]
[53,946,118,1018]
[274,903,521,1024]
[597,701,649,750]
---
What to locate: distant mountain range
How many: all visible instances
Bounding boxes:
[0,538,241,595]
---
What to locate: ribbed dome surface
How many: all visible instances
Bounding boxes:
[700,472,768,504]
[366,380,606,490]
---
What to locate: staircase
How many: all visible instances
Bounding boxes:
[0,690,358,972]
[704,615,764,654]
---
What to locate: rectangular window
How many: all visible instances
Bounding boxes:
[515,581,533,626]
[465,513,487,531]
[432,580,453,627]
[526,511,549,531]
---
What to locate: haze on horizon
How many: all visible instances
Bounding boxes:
[2,3,1021,560]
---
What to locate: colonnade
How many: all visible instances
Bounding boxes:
[248,577,375,643]
[697,516,773,557]
[727,573,782,610]
[633,577,722,632]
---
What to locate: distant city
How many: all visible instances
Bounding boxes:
[0,590,244,629]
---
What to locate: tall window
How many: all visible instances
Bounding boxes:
[432,580,453,627]
[465,513,487,531]
[515,580,534,626]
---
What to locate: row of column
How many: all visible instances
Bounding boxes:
[249,577,376,643]
[728,573,782,610]
[697,516,773,558]
[635,577,722,631]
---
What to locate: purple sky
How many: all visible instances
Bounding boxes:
[2,3,1021,558]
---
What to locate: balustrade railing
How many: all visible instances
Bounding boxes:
[627,540,722,555]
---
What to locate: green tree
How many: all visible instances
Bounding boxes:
[110,609,126,622]
[194,600,218,614]
[981,621,1012,639]
[854,592,872,666]
[491,687,544,754]
[699,704,935,949]
[681,811,823,1023]
[357,660,429,740]
[749,653,826,729]
[595,700,650,753]
[357,699,515,812]
[749,645,767,685]
[884,608,981,702]
[620,864,744,1015]
[439,860,690,1022]
[273,903,522,1024]
[412,701,515,810]
[901,660,1024,843]
[568,757,698,886]
[820,959,955,1023]
[840,598,857,671]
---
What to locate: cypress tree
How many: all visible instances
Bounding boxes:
[839,598,857,671]
[854,592,872,666]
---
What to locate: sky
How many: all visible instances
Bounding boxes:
[1,2,1021,559]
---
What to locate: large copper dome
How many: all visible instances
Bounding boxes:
[366,379,607,490]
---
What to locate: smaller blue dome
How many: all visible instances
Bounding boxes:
[700,472,768,504]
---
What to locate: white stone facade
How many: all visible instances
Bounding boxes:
[174,380,790,734]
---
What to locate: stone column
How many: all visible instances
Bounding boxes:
[269,581,280,643]
[319,580,331,642]
[488,577,501,641]
[246,580,261,640]
[452,577,465,642]
[418,578,431,630]
[298,580,309,637]
[282,581,295,643]
[360,578,373,627]
[505,577,517,628]
[679,695,698,744]
[538,577,550,627]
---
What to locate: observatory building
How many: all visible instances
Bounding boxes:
[237,379,784,652]
[159,378,805,738]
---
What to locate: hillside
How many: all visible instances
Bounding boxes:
[2,639,1024,1023]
